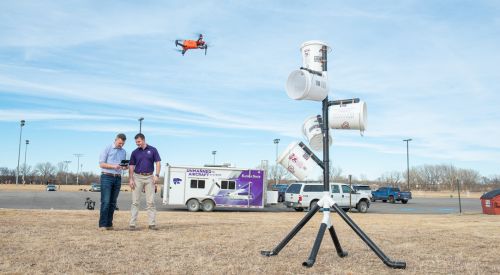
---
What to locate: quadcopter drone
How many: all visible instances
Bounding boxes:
[175,34,208,56]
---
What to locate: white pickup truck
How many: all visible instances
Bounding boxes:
[284,182,371,213]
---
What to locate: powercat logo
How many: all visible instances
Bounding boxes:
[173,178,182,185]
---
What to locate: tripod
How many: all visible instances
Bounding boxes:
[261,96,406,269]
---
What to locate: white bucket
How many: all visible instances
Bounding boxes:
[302,115,332,151]
[277,141,318,181]
[286,69,328,101]
[328,101,367,131]
[300,40,329,72]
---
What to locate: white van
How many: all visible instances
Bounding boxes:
[284,182,371,213]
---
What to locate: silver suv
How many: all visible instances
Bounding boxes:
[284,182,371,213]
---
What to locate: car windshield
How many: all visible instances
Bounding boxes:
[47,185,56,188]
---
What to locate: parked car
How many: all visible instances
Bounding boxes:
[284,182,371,213]
[89,183,101,192]
[371,187,412,204]
[46,184,57,191]
[352,184,373,200]
[271,184,289,202]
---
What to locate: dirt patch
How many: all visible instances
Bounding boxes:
[0,209,498,274]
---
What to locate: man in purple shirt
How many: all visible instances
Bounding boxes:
[128,133,161,230]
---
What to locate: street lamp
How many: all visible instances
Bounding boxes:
[16,120,26,185]
[22,139,29,184]
[74,154,84,185]
[212,151,217,165]
[273,139,280,184]
[63,160,71,185]
[403,138,412,190]
[138,117,144,133]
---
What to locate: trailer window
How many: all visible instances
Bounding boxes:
[190,179,206,189]
[221,180,236,190]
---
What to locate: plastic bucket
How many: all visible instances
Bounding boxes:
[286,69,328,101]
[300,40,329,72]
[328,101,367,131]
[302,115,332,151]
[277,141,318,181]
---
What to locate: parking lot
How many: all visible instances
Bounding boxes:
[0,190,482,214]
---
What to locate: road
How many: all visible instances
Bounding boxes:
[0,191,482,214]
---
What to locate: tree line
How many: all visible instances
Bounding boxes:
[266,163,500,192]
[0,162,99,185]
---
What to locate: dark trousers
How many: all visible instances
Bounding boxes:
[99,174,121,228]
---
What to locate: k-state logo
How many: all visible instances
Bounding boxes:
[173,178,182,185]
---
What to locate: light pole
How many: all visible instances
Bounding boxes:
[63,160,71,185]
[138,117,144,133]
[273,139,280,184]
[16,120,26,185]
[212,151,217,165]
[403,138,412,190]
[22,139,29,184]
[74,154,84,185]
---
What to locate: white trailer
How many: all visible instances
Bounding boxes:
[162,164,265,211]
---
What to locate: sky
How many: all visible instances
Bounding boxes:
[1,0,499,180]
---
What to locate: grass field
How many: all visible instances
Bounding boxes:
[0,184,484,198]
[0,209,499,274]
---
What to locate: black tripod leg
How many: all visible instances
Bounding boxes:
[332,204,406,269]
[302,223,327,267]
[328,225,348,257]
[261,204,320,256]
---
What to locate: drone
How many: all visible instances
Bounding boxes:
[175,34,208,56]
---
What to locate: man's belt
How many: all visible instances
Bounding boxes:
[102,172,121,177]
[135,172,153,176]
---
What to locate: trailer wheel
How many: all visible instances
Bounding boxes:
[201,200,215,212]
[186,199,200,212]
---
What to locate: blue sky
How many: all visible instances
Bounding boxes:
[1,1,499,180]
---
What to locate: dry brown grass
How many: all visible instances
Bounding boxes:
[0,209,499,274]
[0,184,131,192]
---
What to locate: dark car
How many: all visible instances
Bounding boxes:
[272,184,289,202]
[46,184,57,191]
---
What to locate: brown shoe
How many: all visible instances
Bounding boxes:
[148,225,157,230]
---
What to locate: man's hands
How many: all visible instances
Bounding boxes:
[129,180,136,190]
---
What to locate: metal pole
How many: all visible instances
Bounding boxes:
[403,139,412,190]
[74,154,83,185]
[16,120,25,185]
[23,140,29,184]
[274,139,280,184]
[457,179,462,214]
[349,174,352,207]
[138,117,144,133]
[212,151,216,165]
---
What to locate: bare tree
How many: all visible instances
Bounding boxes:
[378,171,402,187]
[34,162,57,184]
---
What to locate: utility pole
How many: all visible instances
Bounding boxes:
[212,151,217,165]
[16,120,26,185]
[63,160,71,185]
[22,139,29,184]
[273,139,280,184]
[74,154,84,185]
[403,139,412,190]
[138,117,144,133]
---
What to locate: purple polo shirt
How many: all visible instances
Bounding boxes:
[129,145,161,173]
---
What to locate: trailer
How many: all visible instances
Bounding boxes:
[162,164,265,211]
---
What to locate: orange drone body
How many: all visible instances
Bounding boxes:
[175,34,208,55]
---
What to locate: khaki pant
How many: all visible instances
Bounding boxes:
[130,173,156,226]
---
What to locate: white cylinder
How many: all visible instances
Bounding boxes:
[328,101,367,131]
[277,142,318,181]
[286,69,328,101]
[302,115,332,151]
[300,40,329,72]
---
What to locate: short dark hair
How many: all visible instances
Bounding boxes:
[116,133,127,141]
[135,133,145,140]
